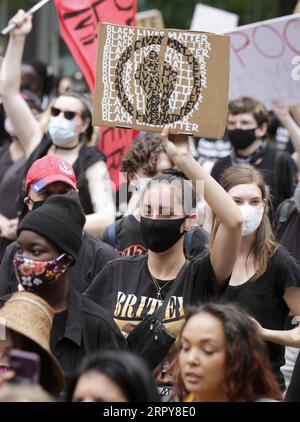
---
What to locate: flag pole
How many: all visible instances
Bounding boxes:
[1,0,51,36]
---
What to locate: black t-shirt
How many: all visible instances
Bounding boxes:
[211,145,297,210]
[101,214,147,256]
[0,232,117,296]
[85,253,217,339]
[222,246,300,387]
[101,214,208,258]
[278,209,300,264]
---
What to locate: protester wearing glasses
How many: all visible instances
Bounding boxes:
[0,10,115,237]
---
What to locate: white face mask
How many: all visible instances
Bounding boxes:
[48,116,77,146]
[132,172,151,195]
[239,204,264,237]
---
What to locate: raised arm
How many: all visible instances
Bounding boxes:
[290,105,300,127]
[0,10,42,156]
[273,101,300,168]
[84,160,116,236]
[161,128,243,285]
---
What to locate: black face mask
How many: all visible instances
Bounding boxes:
[140,216,186,253]
[32,200,45,210]
[228,128,257,151]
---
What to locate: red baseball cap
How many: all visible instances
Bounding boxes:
[25,155,77,194]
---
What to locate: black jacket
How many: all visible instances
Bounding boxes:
[0,232,117,296]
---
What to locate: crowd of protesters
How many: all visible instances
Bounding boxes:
[0,9,300,403]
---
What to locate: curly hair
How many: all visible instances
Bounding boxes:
[175,303,282,402]
[121,133,164,177]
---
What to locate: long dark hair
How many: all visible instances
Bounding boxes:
[66,350,160,402]
[175,303,282,402]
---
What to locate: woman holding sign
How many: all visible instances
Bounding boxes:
[0,10,115,236]
[85,128,243,397]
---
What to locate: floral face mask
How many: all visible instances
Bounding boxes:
[13,254,69,291]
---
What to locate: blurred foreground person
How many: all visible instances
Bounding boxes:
[67,350,160,402]
[175,303,282,402]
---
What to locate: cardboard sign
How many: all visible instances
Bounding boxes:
[191,3,238,33]
[136,9,164,29]
[227,14,300,109]
[93,24,230,138]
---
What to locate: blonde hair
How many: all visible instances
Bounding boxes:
[210,164,278,279]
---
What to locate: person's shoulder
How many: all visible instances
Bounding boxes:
[114,214,140,229]
[272,245,296,261]
[31,134,51,156]
[182,251,211,276]
[81,295,121,334]
[79,145,106,163]
[191,225,209,240]
[114,214,134,230]
[270,245,300,270]
[106,254,147,266]
[83,232,116,255]
[92,254,147,277]
[81,294,111,317]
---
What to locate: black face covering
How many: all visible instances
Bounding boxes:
[32,200,45,210]
[140,216,186,253]
[228,128,257,151]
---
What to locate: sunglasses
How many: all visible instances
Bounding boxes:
[50,106,81,120]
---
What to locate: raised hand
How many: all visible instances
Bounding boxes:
[10,9,33,37]
[272,100,290,121]
[161,127,189,163]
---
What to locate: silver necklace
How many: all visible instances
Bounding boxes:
[151,275,173,301]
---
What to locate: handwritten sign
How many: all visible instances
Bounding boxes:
[226,14,300,109]
[93,24,230,138]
